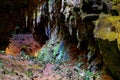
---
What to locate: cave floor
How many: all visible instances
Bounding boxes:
[0,54,112,80]
[0,34,112,80]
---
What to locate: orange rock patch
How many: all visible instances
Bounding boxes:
[5,34,42,56]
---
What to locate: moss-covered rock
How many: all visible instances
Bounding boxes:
[94,15,120,49]
[94,14,120,79]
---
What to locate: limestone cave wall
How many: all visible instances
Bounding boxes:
[0,0,120,79]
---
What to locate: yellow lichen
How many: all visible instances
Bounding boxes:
[112,0,120,13]
[94,15,120,49]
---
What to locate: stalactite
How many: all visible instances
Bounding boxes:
[60,0,65,12]
[25,9,28,28]
[27,7,33,33]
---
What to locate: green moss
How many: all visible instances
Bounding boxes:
[0,61,4,67]
[53,44,60,56]
[25,70,33,77]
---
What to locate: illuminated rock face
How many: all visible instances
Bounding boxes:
[5,34,41,56]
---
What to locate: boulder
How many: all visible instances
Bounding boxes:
[98,39,120,79]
